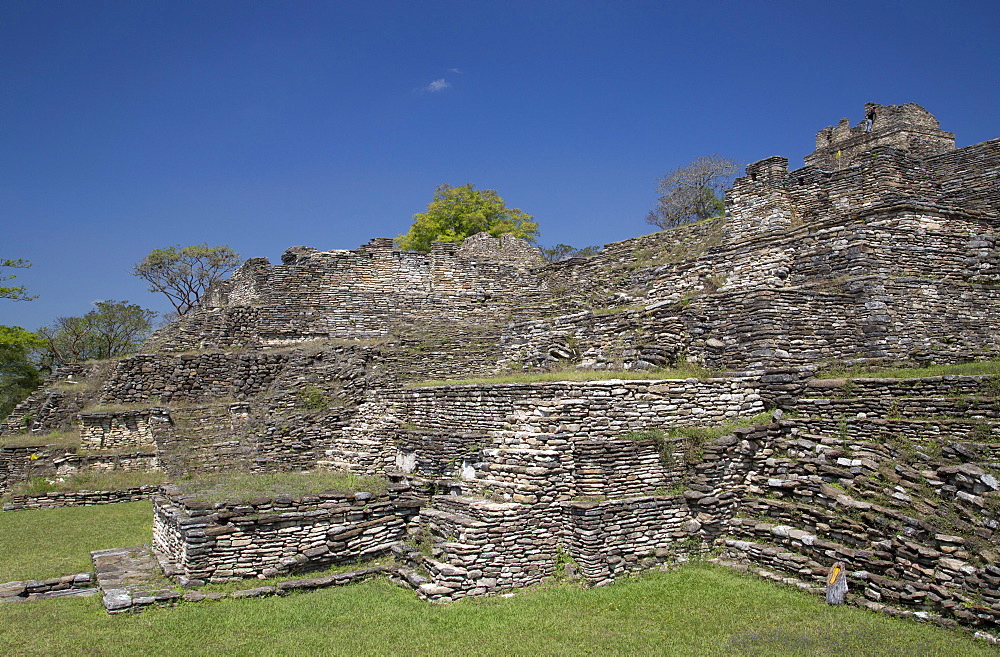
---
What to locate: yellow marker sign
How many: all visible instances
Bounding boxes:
[828,565,841,584]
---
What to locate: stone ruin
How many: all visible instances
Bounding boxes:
[3,103,1000,629]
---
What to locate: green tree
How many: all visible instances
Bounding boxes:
[0,326,44,420]
[540,244,601,263]
[646,155,739,229]
[1,258,36,301]
[38,300,156,366]
[396,184,539,252]
[132,244,241,316]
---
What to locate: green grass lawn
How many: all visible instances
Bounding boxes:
[1,563,995,656]
[0,501,153,581]
[816,359,1000,380]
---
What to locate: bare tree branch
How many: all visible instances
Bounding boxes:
[131,244,241,315]
[646,155,740,229]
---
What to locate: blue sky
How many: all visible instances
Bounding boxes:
[2,0,998,331]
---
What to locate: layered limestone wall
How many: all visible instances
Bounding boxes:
[564,496,692,584]
[152,486,421,583]
[154,236,547,353]
[98,353,290,404]
[805,103,955,170]
[353,372,1000,629]
[5,103,1000,632]
[78,409,168,450]
[0,445,159,496]
[2,486,159,511]
[383,378,766,435]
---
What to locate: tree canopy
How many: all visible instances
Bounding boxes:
[0,258,36,301]
[0,326,44,420]
[131,244,241,316]
[646,155,740,229]
[540,244,601,263]
[396,184,539,252]
[38,300,156,367]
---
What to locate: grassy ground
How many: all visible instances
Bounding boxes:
[1,564,994,655]
[816,359,1000,380]
[411,364,715,388]
[415,359,1000,389]
[4,471,168,497]
[0,429,81,450]
[174,470,388,502]
[0,501,153,581]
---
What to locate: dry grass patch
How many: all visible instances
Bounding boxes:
[0,429,81,450]
[174,470,388,503]
[4,470,168,498]
[817,359,1000,380]
[410,363,716,387]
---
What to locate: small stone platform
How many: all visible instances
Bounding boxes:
[92,545,183,613]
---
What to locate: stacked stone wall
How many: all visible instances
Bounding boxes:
[804,103,955,170]
[147,307,262,353]
[381,379,765,439]
[0,574,95,600]
[406,496,563,599]
[155,238,548,352]
[0,445,159,497]
[927,138,1000,219]
[152,487,421,583]
[3,486,159,511]
[782,417,1000,447]
[391,430,488,479]
[711,375,1000,628]
[501,274,1000,372]
[563,496,691,585]
[1,390,87,437]
[571,439,671,497]
[99,353,289,404]
[78,409,169,450]
[378,323,506,383]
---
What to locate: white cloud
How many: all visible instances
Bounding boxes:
[425,78,450,92]
[448,68,461,74]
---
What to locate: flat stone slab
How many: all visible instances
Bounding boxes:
[91,545,183,614]
[230,586,275,599]
[0,573,96,601]
[89,550,395,612]
[30,588,99,600]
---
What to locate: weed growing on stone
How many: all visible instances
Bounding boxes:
[409,363,715,387]
[299,384,329,411]
[816,359,1000,380]
[971,421,997,443]
[551,545,579,580]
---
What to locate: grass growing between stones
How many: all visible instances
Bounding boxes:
[0,501,152,582]
[174,470,388,502]
[817,359,1000,380]
[4,470,168,497]
[0,429,82,450]
[1,563,994,655]
[410,364,716,388]
[196,559,394,595]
